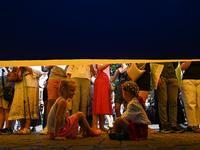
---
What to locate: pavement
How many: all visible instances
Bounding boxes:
[0,125,200,150]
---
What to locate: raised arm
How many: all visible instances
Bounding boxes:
[98,64,110,71]
[23,66,33,74]
[90,64,96,76]
[111,69,119,82]
[42,66,53,72]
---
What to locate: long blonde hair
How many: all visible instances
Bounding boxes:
[58,79,77,97]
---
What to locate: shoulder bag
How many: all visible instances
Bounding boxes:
[126,63,146,81]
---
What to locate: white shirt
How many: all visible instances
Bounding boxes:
[67,65,91,80]
[15,67,42,88]
[121,98,151,125]
[49,66,67,80]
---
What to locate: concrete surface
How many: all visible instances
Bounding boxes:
[0,126,200,150]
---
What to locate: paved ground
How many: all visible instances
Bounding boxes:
[0,126,200,150]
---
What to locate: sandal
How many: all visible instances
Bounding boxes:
[185,126,193,131]
[17,128,31,135]
[14,129,22,135]
[193,126,200,133]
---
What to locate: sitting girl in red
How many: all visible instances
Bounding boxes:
[109,81,151,141]
[47,79,101,140]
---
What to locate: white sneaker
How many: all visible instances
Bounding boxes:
[40,126,48,135]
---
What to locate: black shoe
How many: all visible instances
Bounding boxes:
[162,125,174,133]
[109,132,130,141]
[31,128,36,132]
[1,128,13,134]
[171,126,184,133]
[0,128,8,135]
[0,129,4,135]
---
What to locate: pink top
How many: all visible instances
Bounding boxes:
[97,65,110,80]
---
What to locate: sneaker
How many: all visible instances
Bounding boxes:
[171,126,184,133]
[0,128,13,135]
[40,126,48,135]
[0,129,6,135]
[2,128,13,134]
[162,125,174,133]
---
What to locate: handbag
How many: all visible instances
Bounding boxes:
[1,69,15,107]
[110,82,115,91]
[126,63,146,81]
[7,67,23,82]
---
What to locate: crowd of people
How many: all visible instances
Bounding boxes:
[0,61,199,141]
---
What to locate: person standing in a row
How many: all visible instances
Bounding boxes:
[181,61,200,133]
[92,64,113,132]
[9,66,42,135]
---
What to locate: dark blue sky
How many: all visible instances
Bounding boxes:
[1,0,200,60]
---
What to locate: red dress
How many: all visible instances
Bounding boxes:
[92,65,113,115]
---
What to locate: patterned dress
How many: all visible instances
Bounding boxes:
[8,68,42,120]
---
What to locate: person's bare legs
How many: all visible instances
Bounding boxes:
[115,102,121,117]
[100,114,108,132]
[0,108,5,129]
[139,90,157,133]
[139,91,149,102]
[113,117,129,134]
[92,114,98,129]
[19,119,25,129]
[106,115,113,127]
[76,112,93,133]
[24,119,31,129]
[4,109,10,128]
[46,99,55,120]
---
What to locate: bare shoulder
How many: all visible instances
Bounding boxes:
[57,98,66,108]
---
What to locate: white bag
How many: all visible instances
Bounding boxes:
[126,63,146,81]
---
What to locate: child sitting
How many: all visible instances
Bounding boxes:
[47,79,101,140]
[109,81,151,141]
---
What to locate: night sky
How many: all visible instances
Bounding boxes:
[1,0,200,60]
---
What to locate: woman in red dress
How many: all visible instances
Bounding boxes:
[92,64,113,132]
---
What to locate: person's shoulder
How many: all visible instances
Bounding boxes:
[57,98,66,107]
[128,99,141,109]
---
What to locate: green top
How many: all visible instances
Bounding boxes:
[159,62,178,78]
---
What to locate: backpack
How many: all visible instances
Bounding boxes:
[1,69,15,107]
[146,105,156,124]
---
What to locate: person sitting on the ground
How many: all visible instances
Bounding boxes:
[47,79,101,140]
[109,81,151,141]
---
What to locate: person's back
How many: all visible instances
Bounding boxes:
[47,97,67,133]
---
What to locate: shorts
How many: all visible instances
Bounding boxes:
[47,79,61,103]
[0,96,10,109]
[48,114,79,139]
